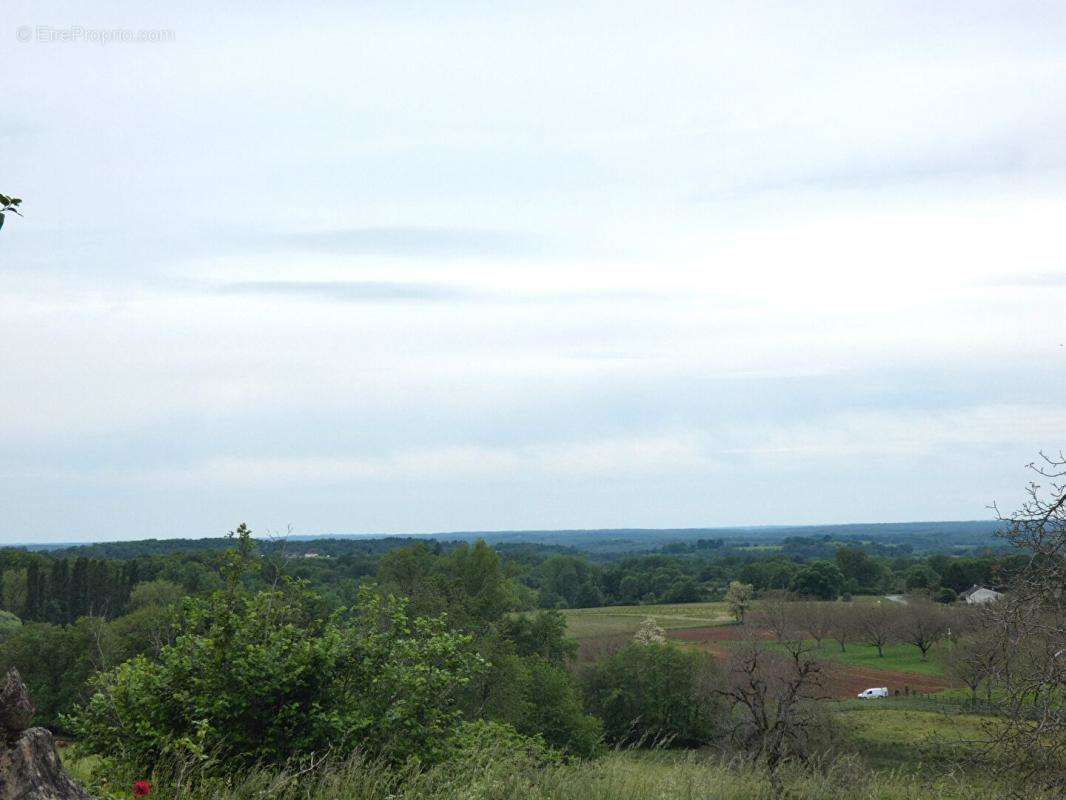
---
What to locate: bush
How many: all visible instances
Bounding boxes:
[581,642,723,747]
[66,583,483,772]
[935,587,957,604]
[447,720,561,770]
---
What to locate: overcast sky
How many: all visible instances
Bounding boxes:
[2,1,1064,543]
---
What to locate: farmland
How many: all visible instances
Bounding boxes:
[560,602,733,639]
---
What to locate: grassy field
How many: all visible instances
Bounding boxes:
[835,706,993,769]
[818,642,946,677]
[560,602,732,639]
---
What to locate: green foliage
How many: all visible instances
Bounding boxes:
[447,719,562,769]
[0,621,95,728]
[0,193,22,231]
[904,565,940,591]
[66,583,483,771]
[534,556,604,608]
[0,610,21,642]
[581,642,723,747]
[127,580,185,612]
[790,561,846,600]
[378,541,520,629]
[463,630,600,758]
[500,609,577,664]
[834,547,887,593]
[934,587,957,604]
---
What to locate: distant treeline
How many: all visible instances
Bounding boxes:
[29,519,1003,562]
[0,527,1019,627]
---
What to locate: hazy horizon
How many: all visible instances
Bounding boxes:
[13,517,1002,547]
[4,1,1064,542]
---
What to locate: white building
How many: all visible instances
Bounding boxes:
[960,585,1002,604]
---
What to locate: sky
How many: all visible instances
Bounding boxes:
[2,1,1065,543]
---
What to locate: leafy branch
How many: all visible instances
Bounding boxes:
[0,193,24,232]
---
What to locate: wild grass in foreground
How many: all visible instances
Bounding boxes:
[68,749,1049,800]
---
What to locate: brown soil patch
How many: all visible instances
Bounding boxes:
[669,625,765,642]
[819,665,950,699]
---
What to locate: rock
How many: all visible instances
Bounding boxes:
[0,670,35,739]
[0,728,92,800]
[0,670,92,799]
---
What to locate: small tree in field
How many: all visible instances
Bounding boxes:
[896,599,949,660]
[827,604,857,652]
[717,631,835,791]
[940,633,999,702]
[751,591,800,642]
[633,616,667,646]
[793,602,834,647]
[855,601,898,657]
[725,581,754,623]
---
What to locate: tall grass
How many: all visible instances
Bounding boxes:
[68,748,1050,800]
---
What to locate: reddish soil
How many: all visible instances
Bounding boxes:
[669,626,764,642]
[819,665,950,699]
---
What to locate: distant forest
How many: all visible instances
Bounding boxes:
[0,520,1012,629]
[27,518,1002,560]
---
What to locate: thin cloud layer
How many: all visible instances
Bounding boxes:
[2,0,1065,541]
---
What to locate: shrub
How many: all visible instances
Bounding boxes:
[935,587,958,604]
[581,642,723,747]
[65,583,483,772]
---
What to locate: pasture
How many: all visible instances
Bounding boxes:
[560,602,732,640]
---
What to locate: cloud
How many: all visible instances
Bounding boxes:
[214,280,475,303]
[976,272,1066,288]
[60,433,710,489]
[262,227,545,259]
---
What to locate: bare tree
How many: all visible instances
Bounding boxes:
[939,630,1000,702]
[827,603,857,653]
[792,601,834,647]
[716,627,836,793]
[895,599,949,660]
[979,453,1066,791]
[855,601,898,657]
[750,590,800,642]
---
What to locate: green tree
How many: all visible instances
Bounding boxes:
[500,610,577,665]
[67,584,483,771]
[834,547,885,592]
[1,568,27,617]
[905,564,940,591]
[0,611,21,643]
[0,622,92,729]
[127,579,185,612]
[582,642,723,747]
[790,561,845,600]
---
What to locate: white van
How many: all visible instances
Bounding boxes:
[857,687,889,699]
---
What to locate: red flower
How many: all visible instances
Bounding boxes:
[133,780,151,797]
